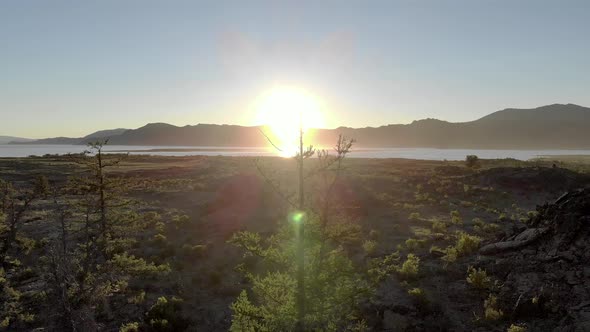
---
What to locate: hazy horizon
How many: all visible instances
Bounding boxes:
[2,0,590,138]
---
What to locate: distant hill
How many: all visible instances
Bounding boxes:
[13,128,128,145]
[312,103,590,149]
[105,123,269,146]
[0,136,33,144]
[83,128,128,139]
[9,104,590,149]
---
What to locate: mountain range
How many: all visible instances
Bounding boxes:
[5,104,590,149]
[0,136,34,144]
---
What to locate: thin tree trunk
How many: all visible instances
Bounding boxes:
[296,116,305,331]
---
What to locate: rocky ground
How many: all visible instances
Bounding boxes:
[480,188,590,331]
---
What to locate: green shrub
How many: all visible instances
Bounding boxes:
[397,254,420,279]
[507,324,527,332]
[172,215,190,229]
[441,232,481,266]
[473,219,501,235]
[455,232,481,255]
[404,238,419,252]
[408,287,426,300]
[146,297,190,332]
[143,212,162,227]
[484,294,503,321]
[128,291,146,304]
[450,210,463,225]
[362,240,377,255]
[466,266,491,290]
[431,219,448,233]
[441,247,458,266]
[408,212,421,221]
[155,221,166,233]
[120,322,140,332]
[153,233,167,245]
[182,244,208,259]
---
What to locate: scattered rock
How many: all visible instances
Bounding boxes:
[479,227,548,255]
[479,188,590,331]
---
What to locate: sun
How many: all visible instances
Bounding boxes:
[254,86,325,157]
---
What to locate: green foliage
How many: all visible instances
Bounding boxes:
[483,294,503,321]
[441,247,458,265]
[15,236,36,255]
[172,214,190,229]
[0,268,34,329]
[120,322,140,332]
[473,218,501,236]
[450,210,463,225]
[441,232,482,266]
[368,252,400,283]
[466,266,491,290]
[455,232,482,255]
[397,254,420,280]
[229,216,383,331]
[507,324,527,332]
[153,233,168,246]
[431,219,448,233]
[407,287,426,302]
[404,238,425,252]
[408,212,421,221]
[145,296,190,332]
[109,252,171,277]
[32,141,179,330]
[362,240,377,255]
[128,291,146,304]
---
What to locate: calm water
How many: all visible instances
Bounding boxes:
[1,144,589,160]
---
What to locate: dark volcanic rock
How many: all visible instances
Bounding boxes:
[475,167,590,193]
[481,188,590,331]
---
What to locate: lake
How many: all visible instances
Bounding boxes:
[0,144,589,160]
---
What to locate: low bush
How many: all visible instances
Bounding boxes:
[483,294,503,321]
[408,212,421,221]
[362,240,377,255]
[507,324,527,332]
[145,296,190,332]
[450,210,463,225]
[397,254,420,280]
[466,266,491,290]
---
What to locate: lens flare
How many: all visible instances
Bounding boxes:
[254,86,325,157]
[291,211,305,224]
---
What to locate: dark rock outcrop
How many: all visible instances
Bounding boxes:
[481,188,590,331]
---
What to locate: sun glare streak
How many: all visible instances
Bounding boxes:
[255,86,325,157]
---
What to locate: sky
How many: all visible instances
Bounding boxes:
[1,0,589,138]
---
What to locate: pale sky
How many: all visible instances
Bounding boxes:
[1,0,589,138]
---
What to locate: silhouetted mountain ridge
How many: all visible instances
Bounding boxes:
[9,104,590,149]
[0,136,34,144]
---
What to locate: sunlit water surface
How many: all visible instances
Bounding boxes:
[1,145,589,160]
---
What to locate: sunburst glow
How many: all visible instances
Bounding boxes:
[255,86,325,157]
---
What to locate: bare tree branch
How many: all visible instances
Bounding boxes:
[258,128,283,153]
